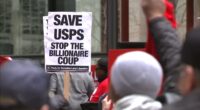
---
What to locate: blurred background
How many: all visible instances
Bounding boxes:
[0,0,199,64]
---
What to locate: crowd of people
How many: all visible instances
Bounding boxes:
[1,0,200,110]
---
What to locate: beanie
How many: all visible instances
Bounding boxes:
[111,51,163,99]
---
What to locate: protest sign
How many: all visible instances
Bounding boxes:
[44,12,92,72]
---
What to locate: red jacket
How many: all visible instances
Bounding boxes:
[89,78,109,102]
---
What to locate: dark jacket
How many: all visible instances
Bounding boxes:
[149,17,200,110]
[162,89,200,110]
[149,17,182,93]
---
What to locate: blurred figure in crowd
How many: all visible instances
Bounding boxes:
[49,71,95,110]
[0,60,50,110]
[141,0,182,104]
[142,0,200,109]
[110,51,163,110]
[90,58,109,103]
[163,26,200,110]
[95,58,108,83]
[0,56,12,66]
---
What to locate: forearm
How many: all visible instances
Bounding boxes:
[149,17,182,91]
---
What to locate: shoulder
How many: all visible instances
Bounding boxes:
[162,89,200,110]
[98,78,109,91]
[100,78,109,86]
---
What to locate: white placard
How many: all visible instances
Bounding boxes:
[44,12,92,72]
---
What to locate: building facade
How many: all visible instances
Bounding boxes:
[0,0,199,63]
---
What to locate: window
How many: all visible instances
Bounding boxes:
[0,0,13,55]
[118,0,187,43]
[194,0,200,27]
[0,0,105,56]
[76,0,102,53]
[0,0,48,55]
[174,0,187,40]
[128,0,147,42]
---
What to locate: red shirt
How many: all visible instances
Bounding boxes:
[90,78,109,102]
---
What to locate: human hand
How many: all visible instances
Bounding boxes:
[141,0,166,20]
[102,96,112,110]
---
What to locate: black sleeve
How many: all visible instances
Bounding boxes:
[149,17,182,92]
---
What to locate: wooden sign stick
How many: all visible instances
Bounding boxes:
[63,71,71,100]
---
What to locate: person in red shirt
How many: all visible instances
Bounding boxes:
[90,58,109,102]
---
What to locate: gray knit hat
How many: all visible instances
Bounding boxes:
[111,51,163,99]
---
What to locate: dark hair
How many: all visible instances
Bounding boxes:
[0,60,50,110]
[181,26,200,69]
[97,58,108,72]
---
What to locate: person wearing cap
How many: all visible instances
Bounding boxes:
[142,0,200,109]
[89,58,109,103]
[110,51,163,110]
[0,60,50,110]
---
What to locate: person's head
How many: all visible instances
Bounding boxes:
[178,26,200,95]
[96,58,108,82]
[0,60,50,110]
[109,51,163,102]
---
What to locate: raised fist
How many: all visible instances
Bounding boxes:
[141,0,166,20]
